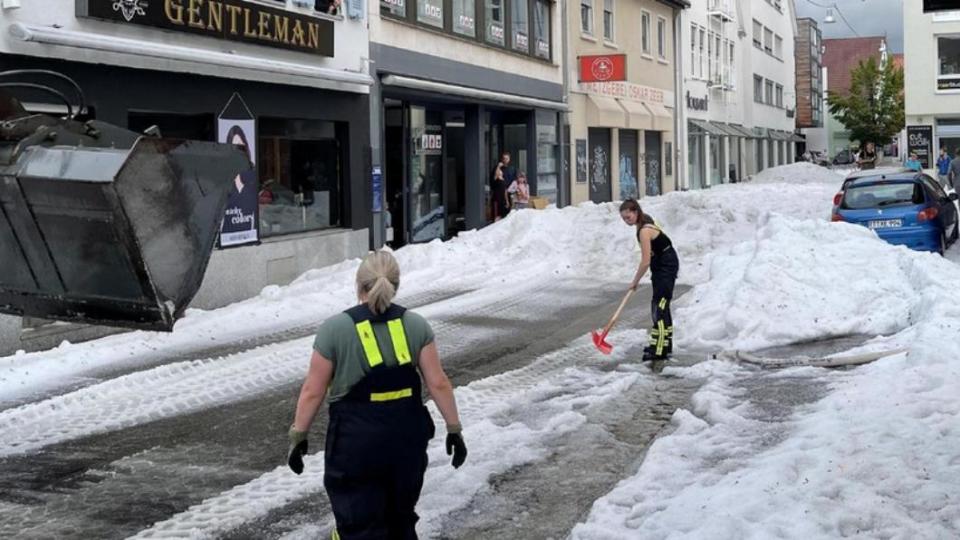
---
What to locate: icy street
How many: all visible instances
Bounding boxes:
[1,164,959,539]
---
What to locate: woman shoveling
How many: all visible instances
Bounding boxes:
[620,199,679,362]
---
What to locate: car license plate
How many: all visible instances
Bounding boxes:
[868,219,902,229]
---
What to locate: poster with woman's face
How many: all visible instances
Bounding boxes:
[218,120,259,247]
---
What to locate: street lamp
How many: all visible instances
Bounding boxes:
[824,8,836,24]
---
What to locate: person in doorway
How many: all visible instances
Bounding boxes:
[857,142,877,170]
[507,172,531,210]
[287,251,467,539]
[937,148,952,188]
[949,148,960,192]
[490,164,510,221]
[905,152,923,172]
[620,199,680,362]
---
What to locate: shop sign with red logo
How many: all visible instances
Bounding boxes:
[579,54,627,82]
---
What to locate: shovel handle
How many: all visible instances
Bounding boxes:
[601,289,635,335]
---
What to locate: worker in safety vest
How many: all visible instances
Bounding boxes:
[288,250,467,540]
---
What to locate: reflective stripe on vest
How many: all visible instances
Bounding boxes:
[354,318,412,368]
[370,388,413,402]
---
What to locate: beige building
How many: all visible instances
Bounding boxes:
[568,0,688,204]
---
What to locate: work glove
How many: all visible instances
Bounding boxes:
[288,427,308,475]
[445,424,467,469]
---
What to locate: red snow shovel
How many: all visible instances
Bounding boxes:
[591,289,635,355]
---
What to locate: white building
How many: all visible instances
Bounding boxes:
[903,3,960,172]
[679,0,798,189]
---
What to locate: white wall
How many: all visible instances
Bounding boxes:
[744,0,796,133]
[0,0,370,93]
[904,4,960,119]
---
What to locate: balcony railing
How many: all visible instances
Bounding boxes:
[707,0,735,23]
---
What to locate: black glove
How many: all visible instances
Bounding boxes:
[288,428,308,475]
[445,432,467,469]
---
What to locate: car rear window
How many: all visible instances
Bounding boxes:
[842,183,924,210]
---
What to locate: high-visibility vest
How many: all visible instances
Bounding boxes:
[344,304,416,403]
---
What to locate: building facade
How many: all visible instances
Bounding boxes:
[0,0,373,353]
[567,0,688,204]
[794,17,823,137]
[904,3,960,173]
[678,0,799,190]
[819,36,885,157]
[369,0,566,247]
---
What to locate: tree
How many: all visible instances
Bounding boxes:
[826,57,905,147]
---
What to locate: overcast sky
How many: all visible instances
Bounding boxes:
[794,0,904,53]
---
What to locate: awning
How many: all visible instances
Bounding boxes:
[381,74,568,111]
[644,102,673,131]
[753,127,770,139]
[586,95,627,128]
[619,99,653,130]
[713,123,745,137]
[727,124,756,138]
[789,132,806,142]
[689,118,725,136]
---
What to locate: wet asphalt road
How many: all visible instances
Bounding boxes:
[0,282,862,539]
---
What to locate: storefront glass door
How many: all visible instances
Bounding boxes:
[409,106,445,242]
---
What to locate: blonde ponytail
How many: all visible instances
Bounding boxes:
[356,251,400,314]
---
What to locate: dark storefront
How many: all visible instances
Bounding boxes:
[371,49,564,247]
[3,54,370,242]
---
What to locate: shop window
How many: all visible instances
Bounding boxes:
[418,0,443,28]
[486,0,506,46]
[453,0,477,37]
[257,118,343,237]
[536,110,558,203]
[603,0,614,42]
[533,0,551,59]
[581,0,593,35]
[380,0,406,17]
[938,36,960,90]
[512,0,529,52]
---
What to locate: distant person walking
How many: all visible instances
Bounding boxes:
[857,142,877,170]
[937,148,952,188]
[905,152,923,172]
[949,149,960,192]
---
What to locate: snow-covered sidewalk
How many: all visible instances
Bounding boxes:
[573,164,960,539]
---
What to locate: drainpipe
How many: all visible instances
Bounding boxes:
[673,7,684,191]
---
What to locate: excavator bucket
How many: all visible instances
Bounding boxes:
[0,92,250,331]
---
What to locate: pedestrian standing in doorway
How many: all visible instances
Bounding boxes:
[491,163,510,221]
[507,172,531,210]
[937,148,952,188]
[287,251,467,539]
[619,199,679,362]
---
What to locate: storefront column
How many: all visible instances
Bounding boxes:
[720,136,730,185]
[464,105,486,230]
[638,132,647,197]
[703,133,712,188]
[611,128,621,201]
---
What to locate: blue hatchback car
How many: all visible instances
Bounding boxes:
[833,170,959,254]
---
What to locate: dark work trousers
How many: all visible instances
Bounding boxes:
[649,248,679,357]
[324,400,435,540]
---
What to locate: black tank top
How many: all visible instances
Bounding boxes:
[637,216,673,255]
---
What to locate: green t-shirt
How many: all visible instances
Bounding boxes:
[313,309,435,402]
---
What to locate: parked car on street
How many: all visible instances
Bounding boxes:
[832,170,960,254]
[833,149,856,166]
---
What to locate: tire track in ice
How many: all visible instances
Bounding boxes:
[0,281,612,458]
[129,332,646,539]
